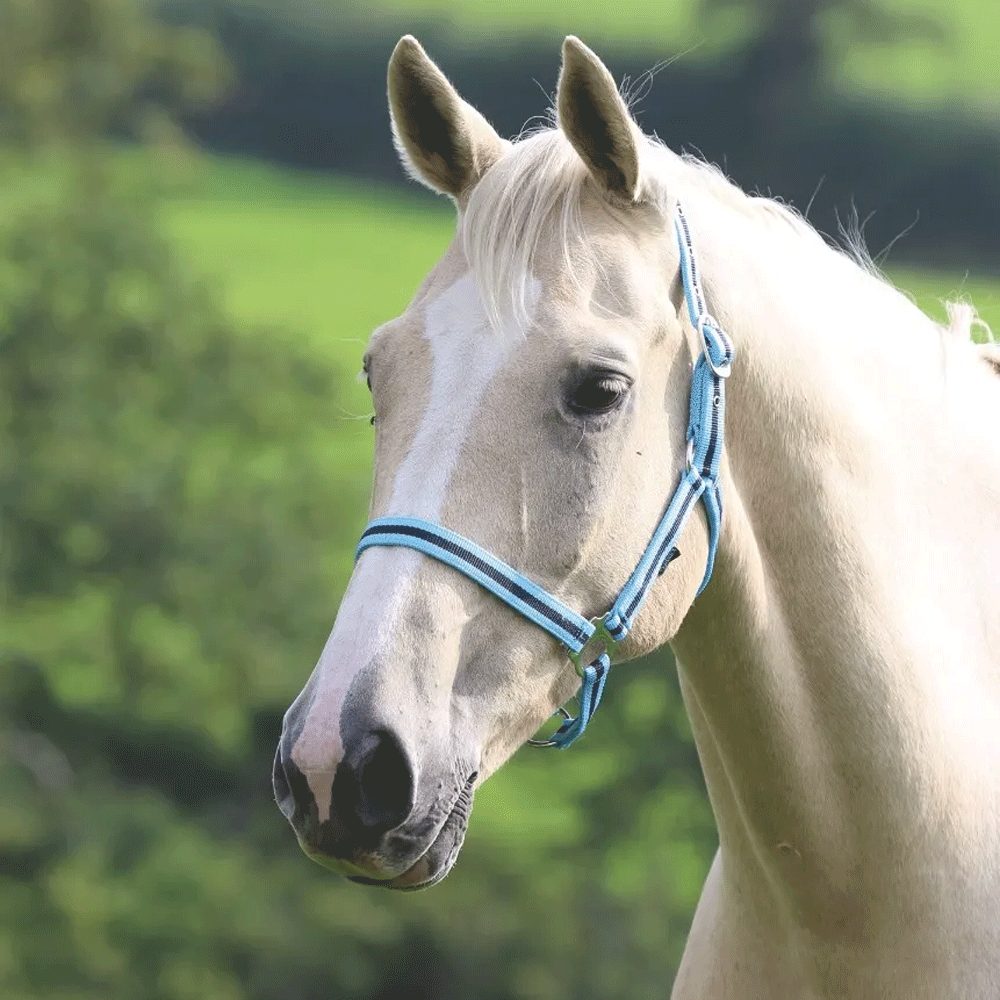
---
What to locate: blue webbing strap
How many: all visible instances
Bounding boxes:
[602,205,733,642]
[354,200,733,748]
[356,518,595,654]
[538,652,610,747]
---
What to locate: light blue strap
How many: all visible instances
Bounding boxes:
[356,518,612,750]
[675,205,733,376]
[602,202,733,637]
[354,200,734,749]
[602,468,705,641]
[357,516,595,654]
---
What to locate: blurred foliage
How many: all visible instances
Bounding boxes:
[192,0,999,105]
[0,0,230,153]
[701,0,946,89]
[0,2,717,999]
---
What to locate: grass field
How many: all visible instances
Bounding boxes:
[337,0,1000,109]
[161,157,452,447]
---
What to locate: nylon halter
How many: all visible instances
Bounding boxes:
[356,201,734,748]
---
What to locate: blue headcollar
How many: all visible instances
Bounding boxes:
[356,201,734,747]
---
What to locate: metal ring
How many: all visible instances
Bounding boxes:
[697,314,732,378]
[526,707,573,748]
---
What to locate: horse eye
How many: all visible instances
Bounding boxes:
[568,373,630,416]
[362,365,376,424]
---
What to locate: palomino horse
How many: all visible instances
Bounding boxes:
[275,35,1000,998]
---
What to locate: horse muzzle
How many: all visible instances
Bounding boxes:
[273,728,476,890]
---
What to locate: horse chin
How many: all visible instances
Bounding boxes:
[297,768,474,891]
[347,792,471,891]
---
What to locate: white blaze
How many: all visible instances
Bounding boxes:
[291,273,517,818]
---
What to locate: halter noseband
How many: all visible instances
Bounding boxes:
[356,201,734,748]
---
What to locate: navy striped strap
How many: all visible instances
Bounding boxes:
[354,200,732,748]
[357,518,595,654]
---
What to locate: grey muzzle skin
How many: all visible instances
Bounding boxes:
[274,712,479,889]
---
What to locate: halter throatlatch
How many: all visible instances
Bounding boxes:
[356,201,734,748]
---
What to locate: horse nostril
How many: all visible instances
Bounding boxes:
[273,742,317,824]
[273,746,290,805]
[333,730,414,837]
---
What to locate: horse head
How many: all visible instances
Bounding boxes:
[273,36,713,888]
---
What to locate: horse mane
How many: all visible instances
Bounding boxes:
[462,125,837,332]
[461,124,993,356]
[948,300,1000,376]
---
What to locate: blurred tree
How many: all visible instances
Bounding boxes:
[0,0,228,153]
[702,0,947,91]
[0,3,370,998]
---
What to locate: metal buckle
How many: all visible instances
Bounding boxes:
[568,617,620,677]
[526,618,620,748]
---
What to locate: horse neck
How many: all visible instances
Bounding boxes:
[669,191,1000,917]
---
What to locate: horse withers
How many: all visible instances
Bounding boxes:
[274,35,1000,999]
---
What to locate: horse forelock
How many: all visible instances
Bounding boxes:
[461,124,852,337]
[461,128,588,334]
[461,120,991,360]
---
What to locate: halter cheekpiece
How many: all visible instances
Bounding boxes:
[356,201,734,748]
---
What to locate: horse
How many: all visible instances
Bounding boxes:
[274,35,1000,998]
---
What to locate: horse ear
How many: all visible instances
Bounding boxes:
[388,36,507,201]
[557,36,643,203]
[978,343,1000,377]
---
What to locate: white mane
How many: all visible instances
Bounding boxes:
[461,125,992,348]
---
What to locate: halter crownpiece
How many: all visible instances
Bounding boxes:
[356,200,734,748]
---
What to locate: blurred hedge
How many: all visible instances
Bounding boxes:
[156,0,1000,271]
